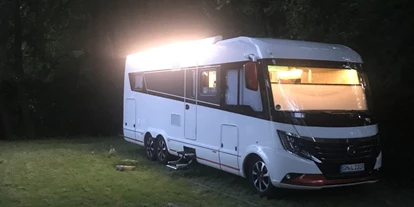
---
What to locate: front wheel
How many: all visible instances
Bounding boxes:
[248,156,276,197]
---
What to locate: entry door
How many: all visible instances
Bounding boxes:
[219,124,240,174]
[184,69,197,140]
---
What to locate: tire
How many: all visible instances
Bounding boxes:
[156,136,172,164]
[247,156,276,197]
[144,134,157,161]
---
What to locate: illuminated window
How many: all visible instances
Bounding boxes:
[200,69,216,95]
[268,65,360,85]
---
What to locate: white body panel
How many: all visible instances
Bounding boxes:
[123,36,381,190]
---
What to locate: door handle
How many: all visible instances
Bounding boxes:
[185,104,190,110]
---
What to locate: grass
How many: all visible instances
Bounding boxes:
[1,137,414,207]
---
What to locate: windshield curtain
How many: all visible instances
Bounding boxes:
[268,64,368,111]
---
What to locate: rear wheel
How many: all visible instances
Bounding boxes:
[156,136,171,164]
[144,134,157,161]
[248,156,276,197]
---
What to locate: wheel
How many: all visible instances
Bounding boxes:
[144,134,157,161]
[156,136,171,164]
[248,156,276,197]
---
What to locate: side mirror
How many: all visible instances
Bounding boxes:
[244,62,258,91]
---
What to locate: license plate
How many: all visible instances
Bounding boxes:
[340,163,365,173]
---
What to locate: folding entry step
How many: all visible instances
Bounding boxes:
[166,151,196,170]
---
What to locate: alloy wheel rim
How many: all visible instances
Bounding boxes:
[252,161,270,192]
[146,138,154,157]
[158,139,166,160]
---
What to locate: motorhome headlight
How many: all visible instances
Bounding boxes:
[277,130,313,161]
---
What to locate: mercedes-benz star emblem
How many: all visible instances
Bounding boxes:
[347,145,356,156]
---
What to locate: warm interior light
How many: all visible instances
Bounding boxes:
[268,66,303,82]
[268,65,289,71]
[268,65,360,85]
[346,69,359,84]
[277,69,303,79]
[268,65,366,111]
[208,71,216,88]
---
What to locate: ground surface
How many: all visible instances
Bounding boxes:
[1,137,413,207]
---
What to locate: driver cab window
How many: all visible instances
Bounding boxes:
[225,68,263,112]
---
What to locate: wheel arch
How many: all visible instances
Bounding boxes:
[144,132,152,139]
[241,146,272,178]
[242,153,262,178]
[146,128,167,140]
[144,130,171,150]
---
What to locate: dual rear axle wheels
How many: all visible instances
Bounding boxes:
[144,135,171,164]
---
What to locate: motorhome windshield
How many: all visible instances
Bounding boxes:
[268,65,368,111]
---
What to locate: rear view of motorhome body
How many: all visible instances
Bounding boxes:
[123,36,381,196]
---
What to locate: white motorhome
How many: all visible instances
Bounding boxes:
[123,36,382,196]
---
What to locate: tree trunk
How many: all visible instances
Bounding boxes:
[13,0,34,139]
[0,97,12,140]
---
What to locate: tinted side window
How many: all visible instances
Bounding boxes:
[129,72,145,91]
[145,70,184,97]
[185,69,196,99]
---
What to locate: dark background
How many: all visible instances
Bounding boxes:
[1,0,413,184]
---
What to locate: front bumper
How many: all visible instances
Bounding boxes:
[267,148,382,190]
[277,169,380,190]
